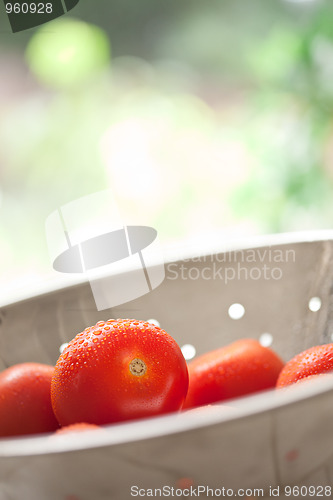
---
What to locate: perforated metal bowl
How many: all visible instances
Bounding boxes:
[1,231,333,500]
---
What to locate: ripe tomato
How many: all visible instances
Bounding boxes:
[183,338,284,409]
[0,362,59,437]
[51,319,188,426]
[276,343,333,388]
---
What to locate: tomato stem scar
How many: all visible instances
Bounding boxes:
[129,358,147,377]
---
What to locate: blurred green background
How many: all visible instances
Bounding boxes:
[0,0,333,299]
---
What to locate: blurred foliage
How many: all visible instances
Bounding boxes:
[1,0,333,294]
[26,19,110,88]
[229,1,333,232]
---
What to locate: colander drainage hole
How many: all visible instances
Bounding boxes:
[259,332,273,347]
[59,342,69,354]
[147,318,160,327]
[228,303,245,320]
[181,344,196,361]
[308,297,321,312]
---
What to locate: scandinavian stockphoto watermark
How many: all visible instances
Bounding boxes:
[46,191,296,310]
[166,247,296,283]
[130,484,332,497]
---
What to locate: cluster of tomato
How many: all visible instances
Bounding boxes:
[0,318,332,438]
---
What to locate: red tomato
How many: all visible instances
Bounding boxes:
[0,362,59,437]
[276,343,333,388]
[51,319,188,426]
[183,339,284,409]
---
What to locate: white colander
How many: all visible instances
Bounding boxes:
[1,231,333,500]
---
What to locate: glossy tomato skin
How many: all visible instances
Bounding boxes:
[183,339,284,409]
[51,319,188,426]
[55,422,100,434]
[276,343,333,388]
[0,363,59,437]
